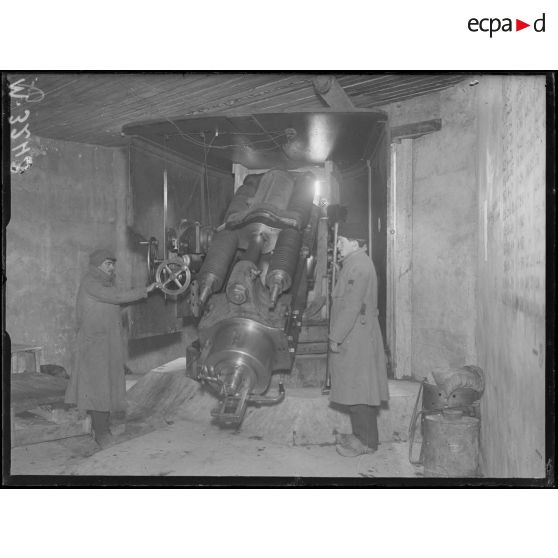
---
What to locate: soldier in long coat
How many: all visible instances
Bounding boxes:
[328,230,389,457]
[65,248,158,446]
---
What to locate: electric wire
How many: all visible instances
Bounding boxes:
[123,79,298,224]
[162,129,288,137]
[124,80,295,153]
[201,131,218,227]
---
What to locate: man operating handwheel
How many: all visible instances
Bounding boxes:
[65,248,161,448]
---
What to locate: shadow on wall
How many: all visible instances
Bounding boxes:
[128,332,182,357]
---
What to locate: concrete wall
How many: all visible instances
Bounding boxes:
[410,83,478,378]
[7,137,124,373]
[7,136,232,377]
[475,76,546,477]
[384,77,546,477]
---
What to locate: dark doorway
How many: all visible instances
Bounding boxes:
[339,125,389,375]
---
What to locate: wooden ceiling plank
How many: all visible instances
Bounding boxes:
[364,86,461,107]
[251,93,321,112]
[126,77,283,117]
[189,82,316,115]
[16,73,466,146]
[362,77,465,100]
[337,74,402,89]
[350,75,462,97]
[47,75,257,125]
[354,77,466,103]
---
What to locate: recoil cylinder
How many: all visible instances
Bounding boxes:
[197,230,238,304]
[266,228,302,307]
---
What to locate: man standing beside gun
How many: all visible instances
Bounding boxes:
[328,223,389,457]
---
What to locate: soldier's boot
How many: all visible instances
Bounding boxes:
[336,433,376,457]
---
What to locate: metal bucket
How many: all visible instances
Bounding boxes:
[423,409,480,477]
[408,381,481,466]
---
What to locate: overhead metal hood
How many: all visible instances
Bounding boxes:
[123,111,387,171]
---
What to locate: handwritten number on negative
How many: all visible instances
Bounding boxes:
[11,123,31,140]
[9,110,30,125]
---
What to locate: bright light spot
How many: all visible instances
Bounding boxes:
[313,180,322,205]
[308,114,333,162]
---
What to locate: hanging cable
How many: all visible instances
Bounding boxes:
[205,132,217,227]
[123,80,296,153]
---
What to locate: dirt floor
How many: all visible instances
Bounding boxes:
[10,366,423,481]
[10,417,421,479]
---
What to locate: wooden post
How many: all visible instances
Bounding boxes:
[386,146,396,374]
[312,76,356,110]
[391,139,414,379]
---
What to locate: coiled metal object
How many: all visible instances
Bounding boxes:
[266,228,302,307]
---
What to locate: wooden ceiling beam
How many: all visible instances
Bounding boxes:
[312,76,356,110]
[391,118,442,140]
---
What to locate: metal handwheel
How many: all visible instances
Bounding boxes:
[139,237,161,283]
[155,257,192,296]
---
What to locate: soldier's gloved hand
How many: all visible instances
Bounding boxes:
[329,340,340,353]
[146,282,161,293]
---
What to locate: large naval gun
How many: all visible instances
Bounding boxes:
[183,169,320,425]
